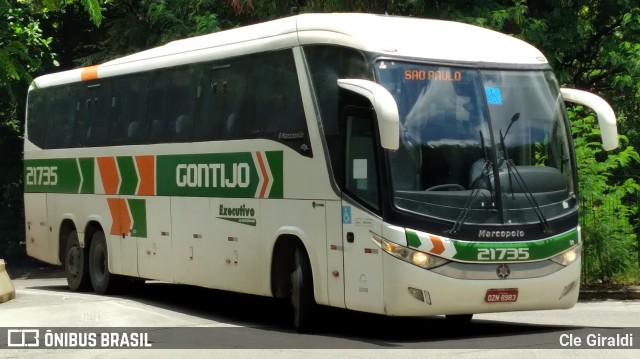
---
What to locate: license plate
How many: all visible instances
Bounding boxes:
[485,288,518,303]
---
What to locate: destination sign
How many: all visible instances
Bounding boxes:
[404,69,462,81]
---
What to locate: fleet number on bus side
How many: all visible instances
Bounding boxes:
[25,166,58,186]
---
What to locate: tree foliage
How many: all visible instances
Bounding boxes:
[571,107,640,282]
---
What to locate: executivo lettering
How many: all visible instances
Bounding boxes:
[478,229,525,239]
[217,204,257,226]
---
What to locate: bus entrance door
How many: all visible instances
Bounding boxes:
[341,108,385,314]
[341,203,384,314]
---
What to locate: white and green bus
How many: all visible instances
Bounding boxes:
[24,13,618,330]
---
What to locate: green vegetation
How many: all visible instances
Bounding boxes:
[2,0,639,283]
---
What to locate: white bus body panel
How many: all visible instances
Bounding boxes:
[325,200,345,308]
[262,199,329,303]
[30,14,549,90]
[24,193,52,263]
[382,255,580,316]
[297,14,548,65]
[138,196,173,282]
[341,203,384,314]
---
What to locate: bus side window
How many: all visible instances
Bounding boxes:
[225,60,249,139]
[202,63,235,141]
[305,45,373,173]
[344,109,380,211]
[46,85,78,148]
[169,68,196,143]
[83,83,111,147]
[147,67,196,144]
[26,90,49,148]
[110,74,149,145]
[193,65,216,141]
[249,50,310,156]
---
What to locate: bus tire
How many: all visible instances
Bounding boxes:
[64,230,91,291]
[291,247,316,332]
[88,230,121,295]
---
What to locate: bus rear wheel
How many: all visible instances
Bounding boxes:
[290,247,316,332]
[88,230,122,295]
[64,230,91,291]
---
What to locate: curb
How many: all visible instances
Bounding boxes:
[0,259,16,303]
[579,287,640,301]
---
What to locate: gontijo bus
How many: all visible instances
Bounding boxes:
[24,13,618,330]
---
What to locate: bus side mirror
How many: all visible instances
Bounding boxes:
[560,88,618,151]
[338,79,400,150]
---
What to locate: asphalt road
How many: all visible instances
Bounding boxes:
[0,277,638,358]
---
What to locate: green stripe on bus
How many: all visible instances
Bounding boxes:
[406,230,422,248]
[25,151,284,199]
[127,199,147,238]
[265,151,283,199]
[156,151,283,198]
[451,229,578,262]
[25,158,81,193]
[78,158,95,194]
[117,156,138,195]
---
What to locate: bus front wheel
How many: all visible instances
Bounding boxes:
[64,230,91,291]
[88,231,121,295]
[291,247,316,332]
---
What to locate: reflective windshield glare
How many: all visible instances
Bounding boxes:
[377,61,575,226]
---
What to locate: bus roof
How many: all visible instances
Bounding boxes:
[32,13,549,88]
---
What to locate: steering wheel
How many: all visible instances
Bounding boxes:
[425,184,465,191]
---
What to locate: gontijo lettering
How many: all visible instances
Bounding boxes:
[176,163,251,188]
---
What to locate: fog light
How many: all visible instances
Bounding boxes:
[560,281,577,299]
[408,287,432,305]
[408,287,424,302]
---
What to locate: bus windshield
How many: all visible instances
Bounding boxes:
[377,61,576,226]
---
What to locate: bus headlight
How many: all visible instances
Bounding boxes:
[550,245,581,266]
[372,235,449,269]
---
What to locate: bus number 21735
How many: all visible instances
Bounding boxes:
[25,166,58,186]
[477,247,529,261]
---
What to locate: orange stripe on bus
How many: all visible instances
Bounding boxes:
[81,65,99,81]
[97,157,120,195]
[429,235,445,255]
[135,155,155,196]
[107,198,131,237]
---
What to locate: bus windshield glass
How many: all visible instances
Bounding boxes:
[377,61,576,226]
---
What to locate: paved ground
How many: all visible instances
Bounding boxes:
[0,276,639,358]
[3,256,639,300]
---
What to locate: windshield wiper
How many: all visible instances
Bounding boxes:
[499,113,519,198]
[447,130,495,234]
[499,113,553,233]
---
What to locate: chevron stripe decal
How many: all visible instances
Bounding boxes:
[25,151,282,199]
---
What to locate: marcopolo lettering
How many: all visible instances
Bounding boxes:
[478,229,525,239]
[176,163,250,188]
